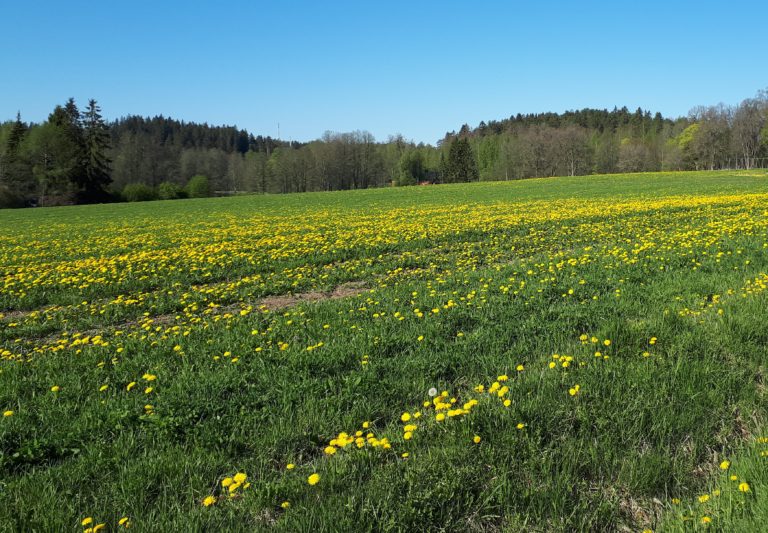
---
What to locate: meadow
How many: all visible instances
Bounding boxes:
[1,170,768,532]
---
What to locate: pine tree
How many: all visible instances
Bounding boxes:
[81,99,112,201]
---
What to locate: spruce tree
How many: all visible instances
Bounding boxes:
[2,113,34,202]
[442,137,479,183]
[81,99,112,201]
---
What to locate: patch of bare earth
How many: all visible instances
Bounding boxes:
[259,281,368,311]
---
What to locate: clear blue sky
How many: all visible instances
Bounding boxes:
[1,0,766,145]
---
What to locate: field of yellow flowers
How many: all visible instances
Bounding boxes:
[1,170,767,531]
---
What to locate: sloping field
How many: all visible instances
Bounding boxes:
[1,170,767,531]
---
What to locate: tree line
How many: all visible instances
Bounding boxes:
[1,91,767,207]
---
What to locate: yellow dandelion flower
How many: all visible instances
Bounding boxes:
[281,501,290,509]
[719,460,730,470]
[738,482,750,492]
[473,435,481,444]
[202,495,216,507]
[307,473,320,485]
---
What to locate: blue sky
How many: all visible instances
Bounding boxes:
[1,1,766,144]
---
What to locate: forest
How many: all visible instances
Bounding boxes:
[1,91,767,207]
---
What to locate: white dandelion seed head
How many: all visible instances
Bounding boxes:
[428,387,438,397]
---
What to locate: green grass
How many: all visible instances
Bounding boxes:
[1,170,767,532]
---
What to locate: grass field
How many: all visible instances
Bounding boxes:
[1,170,768,532]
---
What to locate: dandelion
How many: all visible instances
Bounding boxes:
[403,431,413,440]
[126,382,136,391]
[286,463,295,470]
[400,412,411,422]
[401,452,409,458]
[473,435,481,444]
[516,364,524,372]
[603,339,611,346]
[118,517,130,527]
[202,495,216,506]
[701,516,711,524]
[99,385,108,392]
[324,446,337,455]
[222,477,233,488]
[428,387,437,397]
[142,373,157,381]
[82,517,94,526]
[3,410,13,417]
[516,423,525,430]
[719,460,730,470]
[698,494,709,503]
[233,472,247,484]
[51,385,60,392]
[281,501,290,509]
[307,473,320,485]
[738,482,750,492]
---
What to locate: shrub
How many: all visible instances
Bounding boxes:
[122,183,157,202]
[186,175,210,198]
[157,181,186,200]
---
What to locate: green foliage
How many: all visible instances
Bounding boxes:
[396,149,425,186]
[441,137,478,183]
[80,99,112,202]
[0,184,25,208]
[157,181,186,200]
[677,123,700,149]
[185,175,210,198]
[122,182,157,202]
